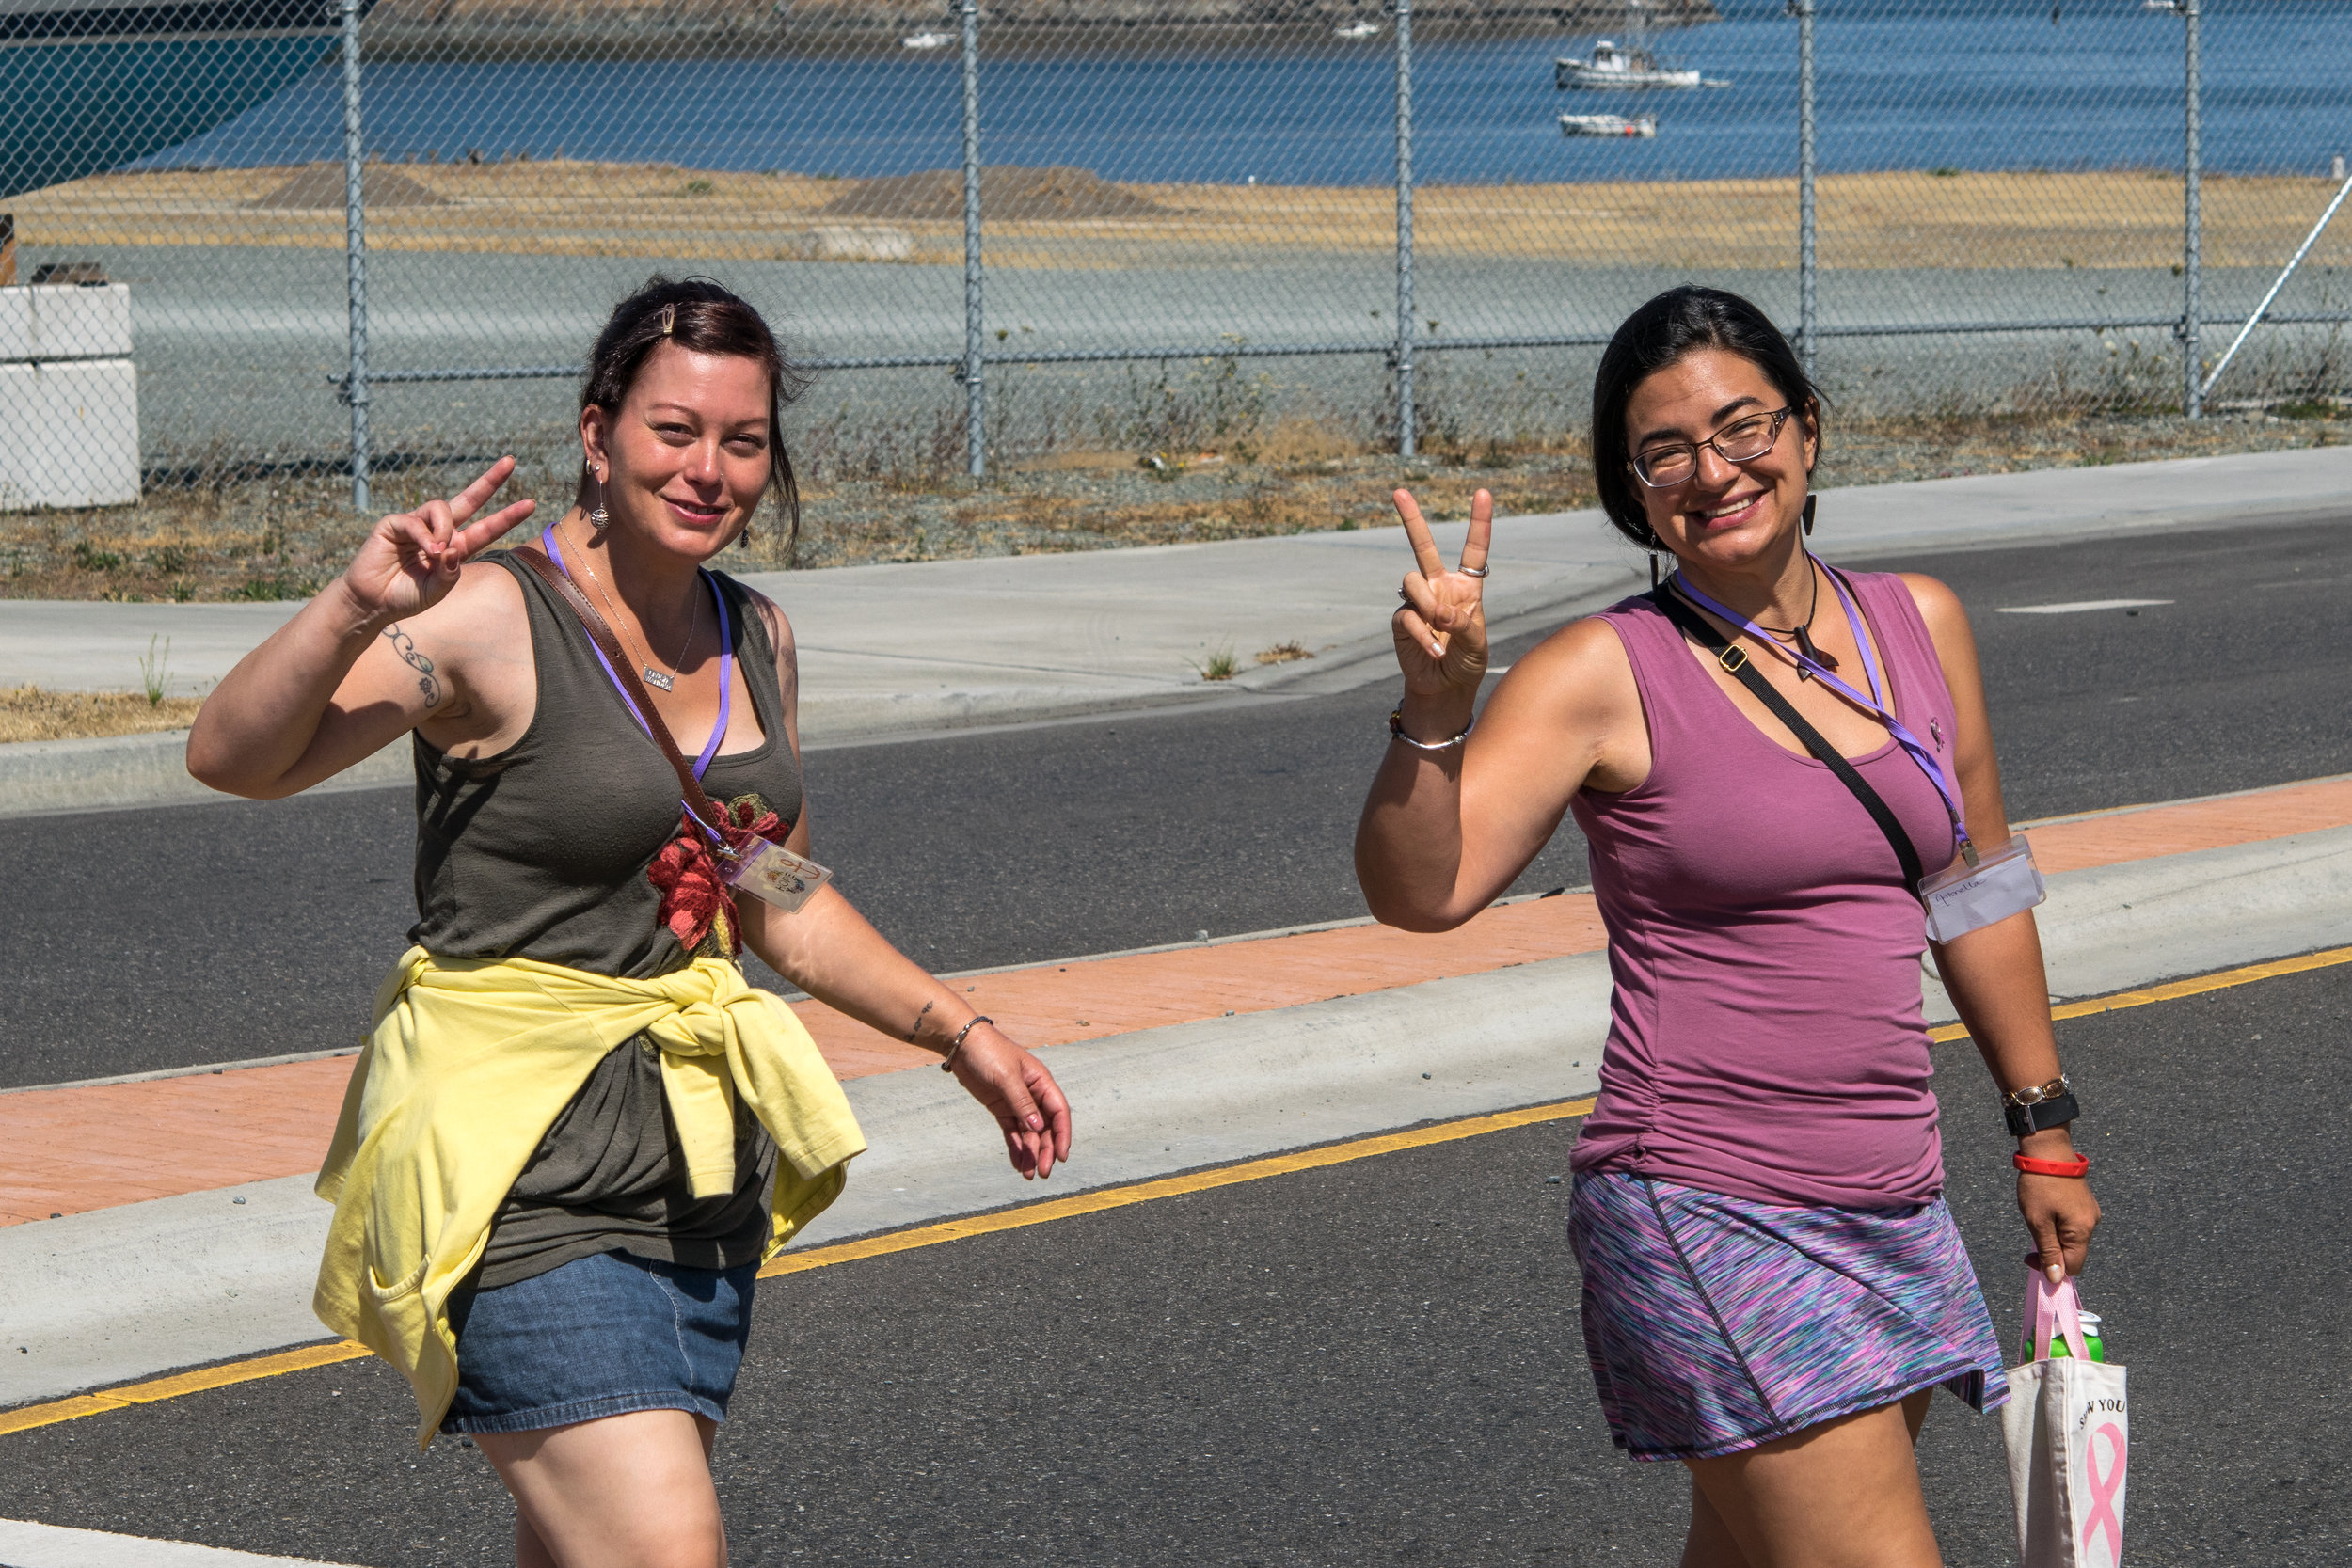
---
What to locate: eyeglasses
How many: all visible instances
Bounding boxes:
[1629,406,1794,487]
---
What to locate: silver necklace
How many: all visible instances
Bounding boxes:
[571,524,698,692]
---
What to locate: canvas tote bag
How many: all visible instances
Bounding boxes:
[2002,1270,2129,1568]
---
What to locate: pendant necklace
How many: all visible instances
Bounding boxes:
[1755,562,1837,682]
[572,524,698,692]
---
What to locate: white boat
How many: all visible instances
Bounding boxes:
[1561,113,1658,139]
[1332,19,1382,39]
[1555,40,1727,90]
[898,29,953,49]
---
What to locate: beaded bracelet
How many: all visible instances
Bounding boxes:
[939,1014,994,1073]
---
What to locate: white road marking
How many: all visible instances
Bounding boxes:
[0,1518,367,1567]
[1995,598,2175,615]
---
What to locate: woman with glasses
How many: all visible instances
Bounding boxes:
[1356,285,2099,1566]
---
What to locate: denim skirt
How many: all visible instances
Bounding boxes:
[440,1250,758,1434]
[1568,1171,2009,1463]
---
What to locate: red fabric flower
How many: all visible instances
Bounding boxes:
[645,796,787,957]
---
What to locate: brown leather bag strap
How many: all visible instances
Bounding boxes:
[512,545,725,831]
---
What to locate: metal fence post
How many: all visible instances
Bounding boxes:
[2181,0,2201,420]
[1794,0,1816,379]
[961,0,985,478]
[1392,0,1415,461]
[340,0,371,511]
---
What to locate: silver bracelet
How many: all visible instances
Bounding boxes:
[1389,707,1472,752]
[939,1014,993,1072]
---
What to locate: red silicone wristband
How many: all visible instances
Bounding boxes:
[2013,1152,2090,1178]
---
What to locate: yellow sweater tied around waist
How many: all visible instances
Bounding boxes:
[314,946,866,1449]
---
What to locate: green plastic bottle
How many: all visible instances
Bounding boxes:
[2023,1309,2105,1364]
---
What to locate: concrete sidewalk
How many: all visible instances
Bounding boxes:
[2,445,2346,809]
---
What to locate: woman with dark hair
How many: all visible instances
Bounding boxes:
[1357,284,2100,1564]
[191,275,1073,1565]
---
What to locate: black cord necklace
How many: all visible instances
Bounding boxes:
[1753,562,1838,680]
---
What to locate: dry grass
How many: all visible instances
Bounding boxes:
[0,686,204,743]
[3,404,2342,607]
[11,164,2344,271]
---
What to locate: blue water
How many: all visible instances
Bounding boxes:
[4,36,331,198]
[141,0,2348,185]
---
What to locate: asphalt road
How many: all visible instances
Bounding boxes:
[1,956,2343,1565]
[2,515,2345,1090]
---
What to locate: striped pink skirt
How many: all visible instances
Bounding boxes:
[1567,1171,2009,1462]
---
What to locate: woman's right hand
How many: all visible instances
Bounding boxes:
[1391,487,1493,697]
[338,456,537,626]
[948,1026,1074,1180]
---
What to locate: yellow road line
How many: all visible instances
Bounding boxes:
[0,1098,1597,1440]
[1928,943,2352,1044]
[12,940,2352,1441]
[0,1340,370,1438]
[757,1096,1599,1282]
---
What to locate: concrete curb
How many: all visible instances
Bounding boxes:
[0,731,407,819]
[6,827,2347,1408]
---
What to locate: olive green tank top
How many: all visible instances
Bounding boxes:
[411,552,804,1290]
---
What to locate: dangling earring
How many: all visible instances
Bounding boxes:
[739,521,755,550]
[1646,530,1667,589]
[1802,494,1817,537]
[589,467,609,531]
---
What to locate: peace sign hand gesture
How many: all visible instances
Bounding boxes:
[1391,487,1492,697]
[340,456,538,626]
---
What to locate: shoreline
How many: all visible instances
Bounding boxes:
[10,166,2342,272]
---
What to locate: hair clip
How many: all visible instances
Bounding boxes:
[659,304,676,336]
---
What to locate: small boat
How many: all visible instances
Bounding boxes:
[898,29,953,49]
[1332,19,1382,39]
[1561,113,1658,139]
[2,0,364,199]
[1555,40,1726,90]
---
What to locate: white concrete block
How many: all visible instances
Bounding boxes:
[0,288,29,360]
[0,282,133,360]
[0,358,141,510]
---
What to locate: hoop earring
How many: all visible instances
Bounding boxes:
[589,469,610,531]
[1802,494,1817,537]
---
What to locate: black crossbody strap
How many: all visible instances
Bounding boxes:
[1647,585,1925,893]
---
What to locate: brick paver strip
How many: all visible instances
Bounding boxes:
[7,773,2346,1227]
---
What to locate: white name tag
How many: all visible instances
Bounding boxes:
[723,839,834,914]
[1920,832,2045,943]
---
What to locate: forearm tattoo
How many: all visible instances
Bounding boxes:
[904,998,935,1044]
[382,624,441,707]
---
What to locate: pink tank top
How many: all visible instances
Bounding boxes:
[1566,571,1964,1209]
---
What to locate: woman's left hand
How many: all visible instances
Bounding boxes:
[948,1027,1073,1180]
[2019,1170,2101,1284]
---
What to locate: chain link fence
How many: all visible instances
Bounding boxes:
[3,0,2348,586]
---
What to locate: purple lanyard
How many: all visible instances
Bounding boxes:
[541,525,732,795]
[1672,560,1974,859]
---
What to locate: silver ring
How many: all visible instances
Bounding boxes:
[1460,565,1489,578]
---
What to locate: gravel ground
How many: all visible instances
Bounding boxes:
[0,402,2342,604]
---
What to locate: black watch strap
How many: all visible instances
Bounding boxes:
[2005,1089,2080,1138]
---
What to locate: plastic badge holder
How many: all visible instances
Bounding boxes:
[1919,832,2045,943]
[722,838,834,914]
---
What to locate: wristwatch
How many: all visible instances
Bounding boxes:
[2002,1075,2080,1138]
